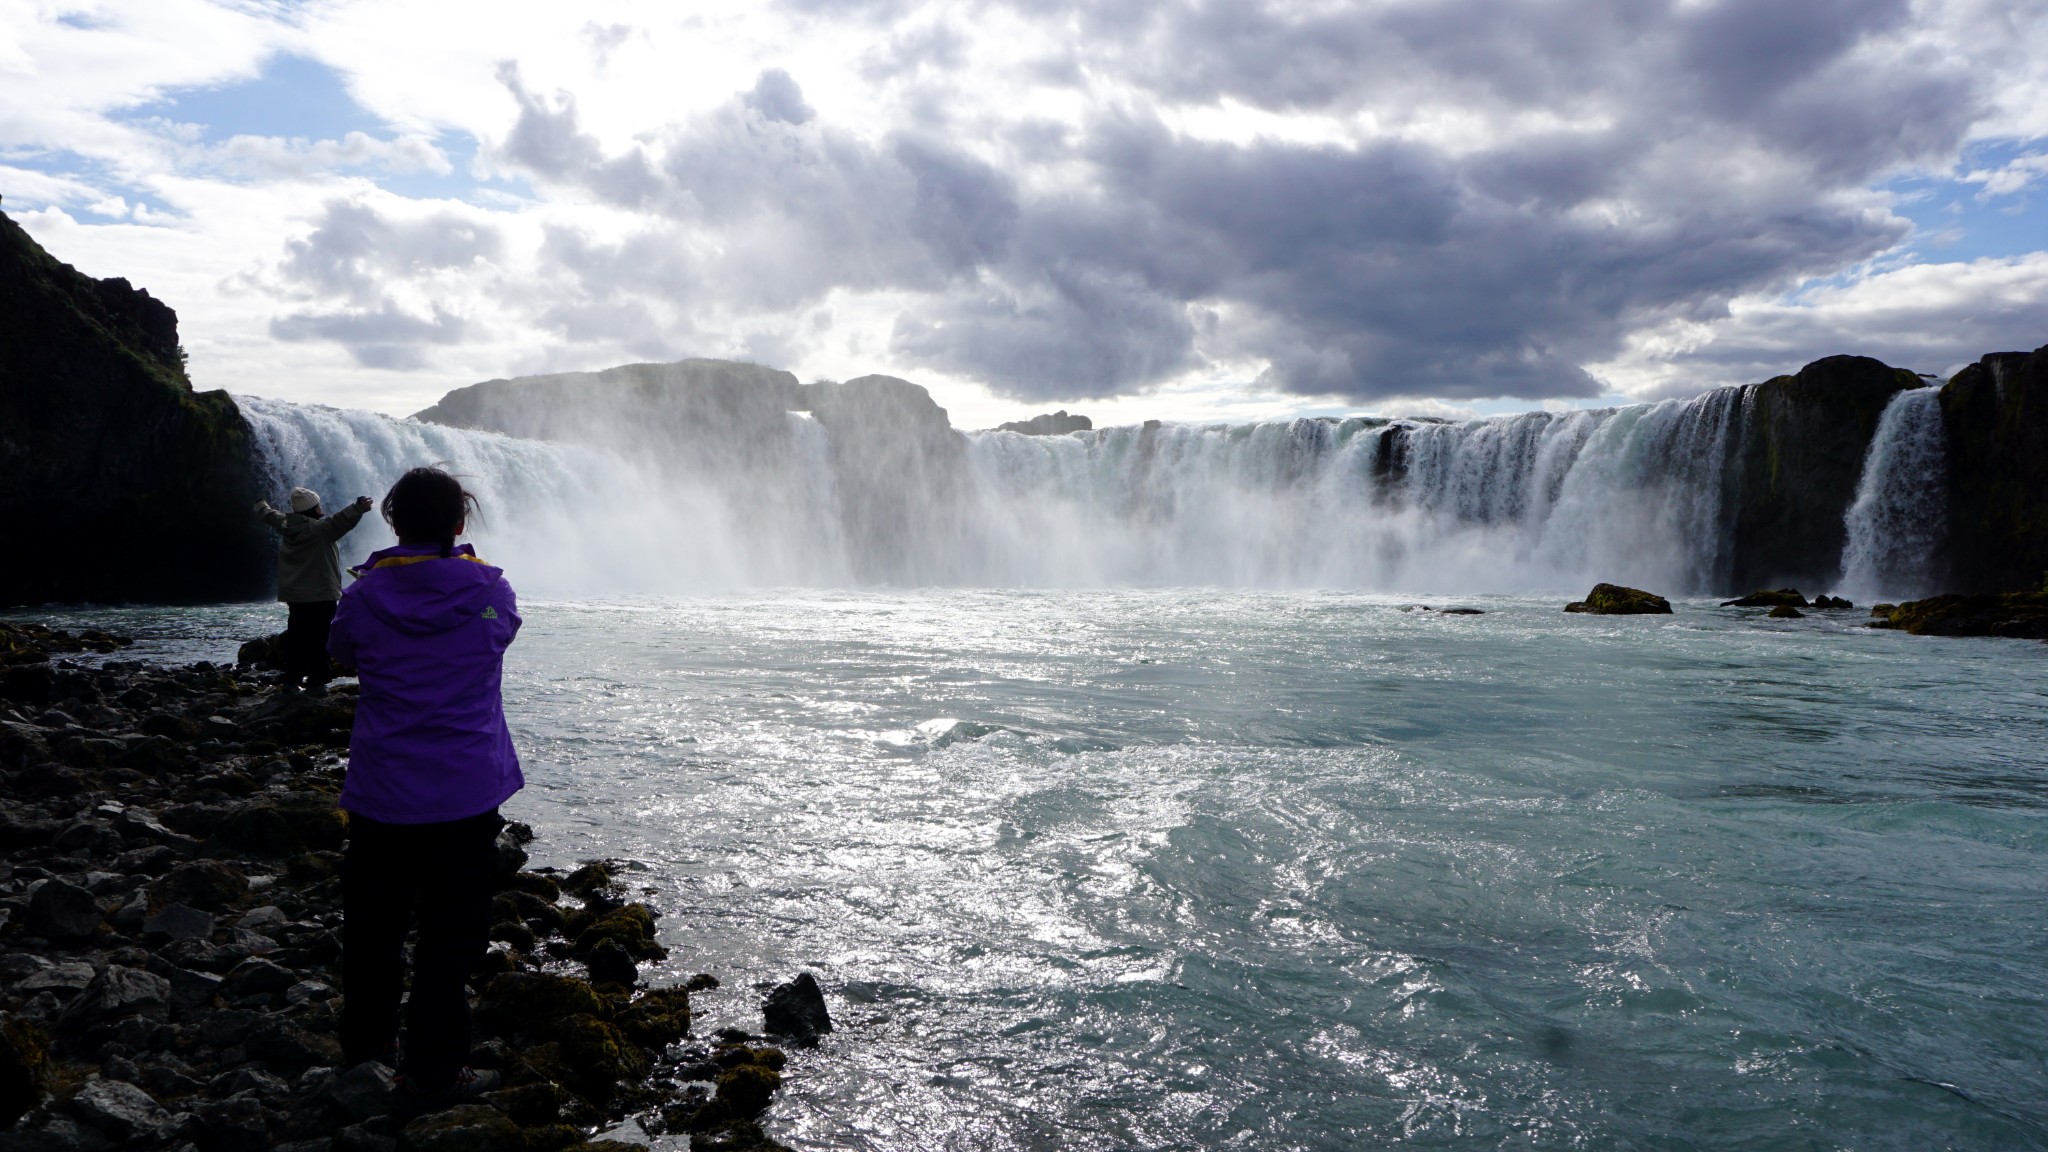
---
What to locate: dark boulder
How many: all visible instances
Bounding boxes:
[26,878,103,940]
[147,860,248,912]
[761,972,832,1044]
[1767,604,1804,618]
[1721,588,1808,608]
[1867,592,2048,638]
[1563,584,1672,615]
[0,1018,50,1126]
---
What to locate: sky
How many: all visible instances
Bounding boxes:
[2,0,2046,429]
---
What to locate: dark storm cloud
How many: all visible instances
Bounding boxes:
[279,199,502,303]
[481,0,2000,401]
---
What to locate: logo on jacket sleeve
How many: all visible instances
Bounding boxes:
[481,606,499,619]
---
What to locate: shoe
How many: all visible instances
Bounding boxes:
[395,1066,500,1115]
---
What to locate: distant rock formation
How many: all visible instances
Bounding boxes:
[413,362,974,583]
[1722,355,1921,593]
[0,208,268,606]
[996,410,1092,435]
[1938,347,2048,594]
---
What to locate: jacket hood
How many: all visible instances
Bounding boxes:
[345,543,505,636]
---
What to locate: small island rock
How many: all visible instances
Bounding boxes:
[1564,584,1672,615]
[1722,589,1809,608]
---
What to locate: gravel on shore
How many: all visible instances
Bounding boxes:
[0,621,814,1152]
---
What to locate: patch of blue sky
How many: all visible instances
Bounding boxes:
[107,53,524,206]
[0,148,179,220]
[1883,137,2047,265]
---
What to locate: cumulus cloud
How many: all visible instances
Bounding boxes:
[6,0,2045,415]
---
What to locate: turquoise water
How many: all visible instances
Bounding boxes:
[14,593,2048,1149]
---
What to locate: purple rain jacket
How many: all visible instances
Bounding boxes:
[328,543,524,824]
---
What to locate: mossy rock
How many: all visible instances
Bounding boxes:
[575,903,667,961]
[1867,592,2048,638]
[1767,604,1804,618]
[516,1124,583,1152]
[479,1081,564,1127]
[396,1103,520,1152]
[615,987,692,1050]
[1721,588,1808,608]
[1563,583,1672,615]
[526,1015,646,1106]
[473,973,608,1041]
[562,862,615,897]
[689,1063,781,1126]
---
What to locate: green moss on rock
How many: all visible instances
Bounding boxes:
[1867,592,2048,638]
[1564,584,1672,615]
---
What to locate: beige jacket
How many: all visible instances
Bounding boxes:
[255,501,369,602]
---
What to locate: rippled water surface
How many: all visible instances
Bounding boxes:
[16,592,2048,1150]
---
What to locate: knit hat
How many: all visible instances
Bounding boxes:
[288,487,321,513]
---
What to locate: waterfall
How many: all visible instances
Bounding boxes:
[1840,387,1948,601]
[236,395,847,594]
[955,386,1741,593]
[240,386,1753,596]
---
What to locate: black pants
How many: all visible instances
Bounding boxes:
[340,809,501,1088]
[284,600,338,687]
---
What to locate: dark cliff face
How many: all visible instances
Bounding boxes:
[1939,344,2048,593]
[0,210,268,606]
[1724,354,1920,592]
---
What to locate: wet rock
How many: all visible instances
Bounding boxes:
[1812,594,1855,609]
[142,903,215,943]
[761,973,831,1045]
[1722,588,1810,608]
[686,973,721,992]
[1767,604,1804,618]
[333,1123,401,1152]
[561,862,615,899]
[1563,584,1672,615]
[285,980,336,1007]
[575,904,665,961]
[586,939,638,988]
[615,988,692,1051]
[491,827,528,882]
[216,794,347,856]
[69,1077,170,1141]
[528,1015,646,1106]
[25,878,103,940]
[152,961,223,1013]
[146,860,247,912]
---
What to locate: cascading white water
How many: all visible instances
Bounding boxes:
[239,386,1748,596]
[236,395,848,593]
[958,387,1740,593]
[1839,387,1948,601]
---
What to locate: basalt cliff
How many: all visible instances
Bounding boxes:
[0,210,268,607]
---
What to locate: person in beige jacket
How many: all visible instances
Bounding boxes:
[255,486,373,694]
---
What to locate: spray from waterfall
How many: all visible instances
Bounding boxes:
[240,385,1753,596]
[1840,387,1948,601]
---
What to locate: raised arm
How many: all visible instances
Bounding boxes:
[253,500,290,531]
[318,497,374,542]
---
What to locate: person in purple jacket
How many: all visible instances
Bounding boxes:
[328,465,522,1108]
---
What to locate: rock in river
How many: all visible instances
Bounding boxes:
[1563,584,1673,615]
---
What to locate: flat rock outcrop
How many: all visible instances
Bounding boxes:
[995,410,1091,436]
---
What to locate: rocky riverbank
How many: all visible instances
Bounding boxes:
[0,622,817,1152]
